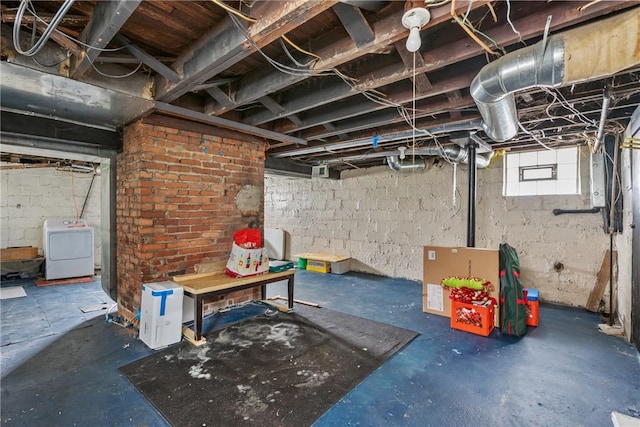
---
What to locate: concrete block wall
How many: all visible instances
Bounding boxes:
[117,119,264,319]
[0,164,102,266]
[265,148,610,307]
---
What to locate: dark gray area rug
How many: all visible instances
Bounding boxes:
[121,304,418,427]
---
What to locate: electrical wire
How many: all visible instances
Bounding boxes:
[90,60,143,79]
[226,10,432,137]
[13,0,75,56]
[279,38,315,68]
[227,12,411,121]
[424,0,452,8]
[450,0,500,56]
[517,122,554,150]
[577,0,603,12]
[505,0,523,44]
[282,35,321,62]
[66,168,80,223]
[210,0,257,22]
[32,53,68,68]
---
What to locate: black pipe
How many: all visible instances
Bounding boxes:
[552,207,601,216]
[467,141,477,247]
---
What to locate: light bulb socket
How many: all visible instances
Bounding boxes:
[401,7,430,53]
[401,7,430,31]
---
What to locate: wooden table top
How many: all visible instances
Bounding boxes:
[172,269,295,295]
[294,253,351,262]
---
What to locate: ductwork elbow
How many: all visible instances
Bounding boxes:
[471,35,565,142]
[472,8,640,143]
[387,155,426,172]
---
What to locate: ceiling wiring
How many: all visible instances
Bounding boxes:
[281,35,321,62]
[517,122,554,150]
[32,51,68,68]
[505,0,523,44]
[210,0,257,23]
[450,0,500,57]
[89,60,143,79]
[13,0,75,56]
[227,12,423,131]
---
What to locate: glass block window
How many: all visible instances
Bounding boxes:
[503,147,580,196]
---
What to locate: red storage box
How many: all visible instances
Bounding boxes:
[450,300,495,336]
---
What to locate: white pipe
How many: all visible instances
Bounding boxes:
[593,87,612,153]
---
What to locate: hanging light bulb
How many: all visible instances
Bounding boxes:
[406,26,422,53]
[401,6,430,52]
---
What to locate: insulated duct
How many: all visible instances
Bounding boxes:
[471,9,640,142]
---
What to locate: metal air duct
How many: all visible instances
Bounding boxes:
[387,155,426,172]
[384,144,493,172]
[471,9,640,142]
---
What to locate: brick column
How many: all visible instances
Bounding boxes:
[116,118,265,318]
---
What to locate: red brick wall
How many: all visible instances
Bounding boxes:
[116,118,265,318]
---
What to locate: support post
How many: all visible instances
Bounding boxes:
[467,141,477,247]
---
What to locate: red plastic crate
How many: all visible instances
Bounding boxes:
[451,300,495,336]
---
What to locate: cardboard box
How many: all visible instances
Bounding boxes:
[422,246,499,320]
[1,247,39,261]
[450,300,495,336]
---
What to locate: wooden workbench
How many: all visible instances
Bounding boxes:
[173,269,295,342]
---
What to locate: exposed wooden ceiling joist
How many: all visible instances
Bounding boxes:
[155,0,339,103]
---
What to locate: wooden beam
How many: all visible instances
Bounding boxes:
[300,94,475,141]
[272,71,476,135]
[358,0,634,92]
[208,0,486,116]
[0,11,89,27]
[394,41,433,93]
[156,0,338,103]
[585,250,617,312]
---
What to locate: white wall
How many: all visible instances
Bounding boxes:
[0,165,102,268]
[265,147,613,308]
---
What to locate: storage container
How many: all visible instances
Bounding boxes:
[525,288,539,327]
[330,259,351,274]
[269,260,294,273]
[306,259,330,273]
[140,281,183,349]
[450,300,495,336]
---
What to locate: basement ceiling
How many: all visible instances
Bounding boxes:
[1,1,639,175]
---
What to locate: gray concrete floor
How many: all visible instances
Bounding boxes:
[1,271,639,426]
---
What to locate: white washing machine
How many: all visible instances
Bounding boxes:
[43,219,95,280]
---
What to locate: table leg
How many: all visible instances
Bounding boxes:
[194,295,203,341]
[288,275,294,309]
[261,284,266,300]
